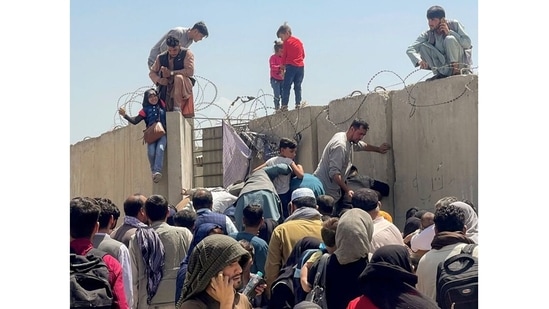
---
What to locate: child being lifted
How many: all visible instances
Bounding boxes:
[252,137,304,219]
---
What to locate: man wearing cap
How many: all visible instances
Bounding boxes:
[149,35,195,116]
[406,5,473,80]
[264,187,323,292]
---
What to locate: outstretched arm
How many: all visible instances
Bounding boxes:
[354,141,391,154]
[118,107,144,125]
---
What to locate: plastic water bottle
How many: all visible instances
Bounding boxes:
[242,271,264,300]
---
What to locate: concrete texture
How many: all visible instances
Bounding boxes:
[71,75,478,229]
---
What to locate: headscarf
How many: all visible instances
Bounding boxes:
[176,234,251,308]
[403,216,421,238]
[333,208,374,265]
[358,245,439,309]
[135,226,165,304]
[451,201,479,243]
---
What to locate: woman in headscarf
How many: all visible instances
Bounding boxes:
[307,208,374,309]
[346,245,439,309]
[450,201,479,243]
[176,234,253,309]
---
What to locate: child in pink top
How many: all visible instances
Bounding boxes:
[269,41,284,112]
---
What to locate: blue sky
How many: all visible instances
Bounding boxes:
[69,0,479,144]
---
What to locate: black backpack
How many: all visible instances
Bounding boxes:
[436,244,478,309]
[269,248,323,309]
[70,248,114,308]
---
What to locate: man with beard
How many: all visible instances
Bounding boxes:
[313,119,391,211]
[406,5,473,80]
[149,36,195,116]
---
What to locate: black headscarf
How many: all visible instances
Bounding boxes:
[358,245,439,309]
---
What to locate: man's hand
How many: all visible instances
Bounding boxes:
[346,189,354,199]
[378,143,391,154]
[437,18,449,36]
[207,272,235,308]
[254,282,267,296]
[418,60,429,70]
[118,107,126,116]
[160,66,171,78]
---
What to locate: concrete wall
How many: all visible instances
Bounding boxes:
[70,112,194,214]
[248,75,478,228]
[71,75,478,229]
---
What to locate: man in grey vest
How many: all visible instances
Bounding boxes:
[406,5,473,80]
[111,193,149,248]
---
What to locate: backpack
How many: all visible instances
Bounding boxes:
[304,253,329,309]
[294,248,323,303]
[269,248,321,309]
[436,244,478,309]
[70,248,113,309]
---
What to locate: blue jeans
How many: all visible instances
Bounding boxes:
[147,134,166,174]
[281,65,304,107]
[270,77,283,109]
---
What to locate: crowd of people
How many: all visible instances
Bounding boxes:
[71,115,478,309]
[73,5,477,309]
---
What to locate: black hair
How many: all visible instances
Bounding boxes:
[405,207,419,220]
[123,193,145,217]
[166,35,180,47]
[192,21,209,37]
[434,204,466,233]
[70,197,101,239]
[316,195,335,216]
[351,188,379,212]
[279,137,297,150]
[427,5,445,19]
[142,88,158,108]
[145,194,169,222]
[192,188,213,210]
[243,204,263,227]
[350,119,369,131]
[173,208,197,229]
[95,197,120,229]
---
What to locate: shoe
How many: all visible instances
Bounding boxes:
[426,73,448,81]
[153,172,162,183]
[296,101,308,109]
[280,106,288,112]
